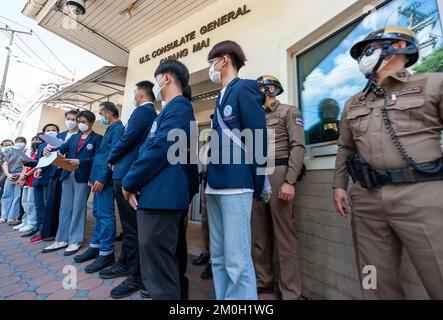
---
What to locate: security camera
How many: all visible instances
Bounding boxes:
[66,0,86,16]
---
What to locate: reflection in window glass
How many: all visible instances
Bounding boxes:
[297,0,443,146]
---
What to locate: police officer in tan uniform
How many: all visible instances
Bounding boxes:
[333,27,443,299]
[252,75,306,299]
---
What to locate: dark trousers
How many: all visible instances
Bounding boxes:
[34,184,47,233]
[113,180,140,278]
[177,211,189,299]
[137,209,187,300]
[41,177,61,238]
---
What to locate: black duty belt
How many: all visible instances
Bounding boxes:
[274,158,289,167]
[347,155,443,189]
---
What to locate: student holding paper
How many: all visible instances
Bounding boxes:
[42,110,102,256]
[25,124,62,242]
[39,112,79,241]
[0,137,27,225]
[14,135,43,237]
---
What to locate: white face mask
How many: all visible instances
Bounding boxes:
[209,60,222,84]
[46,131,58,137]
[153,77,166,102]
[358,48,390,76]
[14,143,25,150]
[65,120,77,130]
[79,123,89,132]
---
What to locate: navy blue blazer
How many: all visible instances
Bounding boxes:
[109,103,157,180]
[90,120,124,185]
[56,131,103,183]
[122,96,196,210]
[206,78,268,196]
[28,131,70,186]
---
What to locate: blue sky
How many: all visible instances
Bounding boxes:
[301,0,443,131]
[0,0,109,141]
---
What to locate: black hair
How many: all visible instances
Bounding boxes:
[65,109,79,118]
[1,139,13,146]
[100,101,119,118]
[135,81,155,101]
[42,123,60,133]
[15,136,27,144]
[154,60,189,91]
[208,40,247,71]
[183,84,192,101]
[77,110,96,123]
[31,135,42,142]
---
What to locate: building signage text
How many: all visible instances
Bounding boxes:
[139,5,251,64]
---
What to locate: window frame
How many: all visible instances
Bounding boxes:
[292,0,394,154]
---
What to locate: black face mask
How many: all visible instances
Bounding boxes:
[32,142,41,150]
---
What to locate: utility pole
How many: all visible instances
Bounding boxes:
[0,25,33,111]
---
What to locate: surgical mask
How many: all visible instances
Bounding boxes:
[65,120,77,130]
[99,115,109,126]
[32,142,41,150]
[3,146,12,153]
[79,123,89,132]
[153,77,166,102]
[46,131,58,137]
[14,143,25,150]
[209,61,222,84]
[358,48,389,76]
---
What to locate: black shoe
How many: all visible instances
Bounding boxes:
[257,286,274,294]
[140,290,151,299]
[21,228,38,238]
[110,276,143,299]
[192,253,210,266]
[99,262,129,280]
[201,263,213,280]
[84,255,115,274]
[74,247,99,263]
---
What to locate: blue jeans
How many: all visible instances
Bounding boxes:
[21,187,37,227]
[1,179,21,221]
[206,192,257,300]
[90,184,116,256]
[34,185,48,232]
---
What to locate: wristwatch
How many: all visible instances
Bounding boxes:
[284,179,295,186]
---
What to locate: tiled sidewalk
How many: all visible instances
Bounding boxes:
[0,215,215,300]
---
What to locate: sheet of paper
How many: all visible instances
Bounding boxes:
[11,148,34,163]
[36,151,57,169]
[38,133,64,147]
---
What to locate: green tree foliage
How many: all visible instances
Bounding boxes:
[413,46,443,73]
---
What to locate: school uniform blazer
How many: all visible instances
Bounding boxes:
[108,103,157,181]
[122,96,195,211]
[56,131,103,183]
[206,77,268,196]
[28,131,70,186]
[89,120,124,185]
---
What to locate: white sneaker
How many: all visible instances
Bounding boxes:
[42,242,68,253]
[14,222,26,230]
[65,243,81,255]
[0,219,6,224]
[19,224,35,233]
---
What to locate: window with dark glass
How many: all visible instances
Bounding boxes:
[296,0,443,146]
